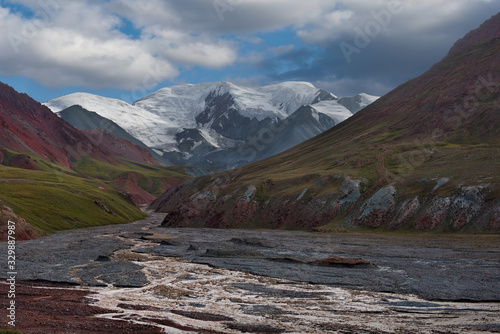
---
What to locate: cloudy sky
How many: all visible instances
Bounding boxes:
[0,0,497,102]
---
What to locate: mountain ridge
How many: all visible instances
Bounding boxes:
[0,82,163,169]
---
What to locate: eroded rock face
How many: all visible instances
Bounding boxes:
[389,197,420,230]
[334,177,362,210]
[152,175,500,232]
[448,187,484,230]
[414,197,452,230]
[354,186,396,228]
[475,205,500,231]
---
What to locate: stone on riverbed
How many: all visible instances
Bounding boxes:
[76,261,148,287]
[160,240,181,246]
[226,322,284,333]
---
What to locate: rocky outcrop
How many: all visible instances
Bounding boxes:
[353,186,396,227]
[152,176,500,232]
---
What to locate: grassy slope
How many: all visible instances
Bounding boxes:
[0,147,190,235]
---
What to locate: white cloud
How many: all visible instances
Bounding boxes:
[297,10,354,44]
[109,0,338,34]
[295,0,496,45]
[161,41,237,69]
[25,28,178,89]
[0,0,239,89]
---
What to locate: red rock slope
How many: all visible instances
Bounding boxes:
[0,82,160,168]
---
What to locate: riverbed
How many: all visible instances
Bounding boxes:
[1,213,499,333]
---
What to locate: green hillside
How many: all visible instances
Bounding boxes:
[0,147,190,237]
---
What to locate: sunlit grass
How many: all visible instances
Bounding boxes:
[0,148,191,235]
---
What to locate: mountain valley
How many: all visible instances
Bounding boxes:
[151,13,500,233]
[0,4,499,334]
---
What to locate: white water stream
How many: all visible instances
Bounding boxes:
[85,235,500,334]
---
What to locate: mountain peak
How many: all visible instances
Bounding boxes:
[134,81,329,125]
[337,93,379,114]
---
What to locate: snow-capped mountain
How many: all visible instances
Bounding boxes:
[135,81,333,124]
[44,82,378,169]
[44,92,177,148]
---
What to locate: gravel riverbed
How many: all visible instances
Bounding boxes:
[1,213,499,333]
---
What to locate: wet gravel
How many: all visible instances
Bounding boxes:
[1,213,499,301]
